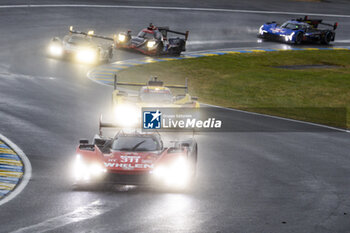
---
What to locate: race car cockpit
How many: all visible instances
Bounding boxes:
[111,134,162,152]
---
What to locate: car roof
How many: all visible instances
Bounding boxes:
[65,35,95,45]
[285,20,309,25]
[68,35,90,41]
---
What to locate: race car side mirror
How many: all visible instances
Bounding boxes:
[185,31,189,40]
[334,22,338,30]
[79,139,89,144]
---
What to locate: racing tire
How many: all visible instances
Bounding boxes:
[321,32,333,45]
[168,47,182,56]
[257,35,265,40]
[108,47,113,60]
[294,32,303,45]
[155,44,164,56]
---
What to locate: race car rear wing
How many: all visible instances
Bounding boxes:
[69,26,114,41]
[157,27,189,40]
[297,16,338,30]
[113,75,189,93]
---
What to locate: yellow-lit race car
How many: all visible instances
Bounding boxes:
[111,76,199,127]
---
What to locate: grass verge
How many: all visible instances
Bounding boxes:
[118,50,350,129]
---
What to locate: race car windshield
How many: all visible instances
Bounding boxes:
[137,31,155,39]
[68,36,91,46]
[111,136,160,151]
[281,22,307,30]
[140,92,173,103]
[154,31,162,40]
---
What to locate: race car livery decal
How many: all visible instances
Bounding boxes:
[120,155,141,163]
[104,162,154,169]
[270,28,284,33]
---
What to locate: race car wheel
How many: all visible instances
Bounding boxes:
[155,44,164,56]
[321,32,333,45]
[168,48,182,56]
[102,48,113,63]
[294,32,303,45]
[108,47,113,60]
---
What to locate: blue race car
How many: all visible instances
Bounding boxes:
[258,16,338,45]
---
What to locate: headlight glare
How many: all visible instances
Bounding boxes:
[49,44,63,57]
[73,154,88,181]
[147,40,156,48]
[153,157,191,188]
[118,33,126,42]
[114,104,139,127]
[89,163,106,176]
[259,26,264,35]
[73,154,106,181]
[76,48,96,63]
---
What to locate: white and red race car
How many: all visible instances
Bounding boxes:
[115,23,189,56]
[72,120,198,190]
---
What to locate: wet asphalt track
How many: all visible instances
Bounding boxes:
[1,1,350,232]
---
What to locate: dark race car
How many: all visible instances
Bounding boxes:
[72,120,198,190]
[48,26,114,64]
[115,23,189,56]
[258,16,338,45]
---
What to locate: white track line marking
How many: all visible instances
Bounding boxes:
[188,40,258,45]
[202,103,350,133]
[0,134,32,206]
[0,4,349,18]
[11,199,115,233]
[335,40,350,43]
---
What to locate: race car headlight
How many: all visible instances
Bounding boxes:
[89,163,107,176]
[48,43,63,57]
[114,104,139,127]
[147,40,156,48]
[118,33,126,42]
[73,154,89,181]
[259,26,264,35]
[285,32,295,42]
[76,48,96,64]
[153,157,191,188]
[73,154,106,181]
